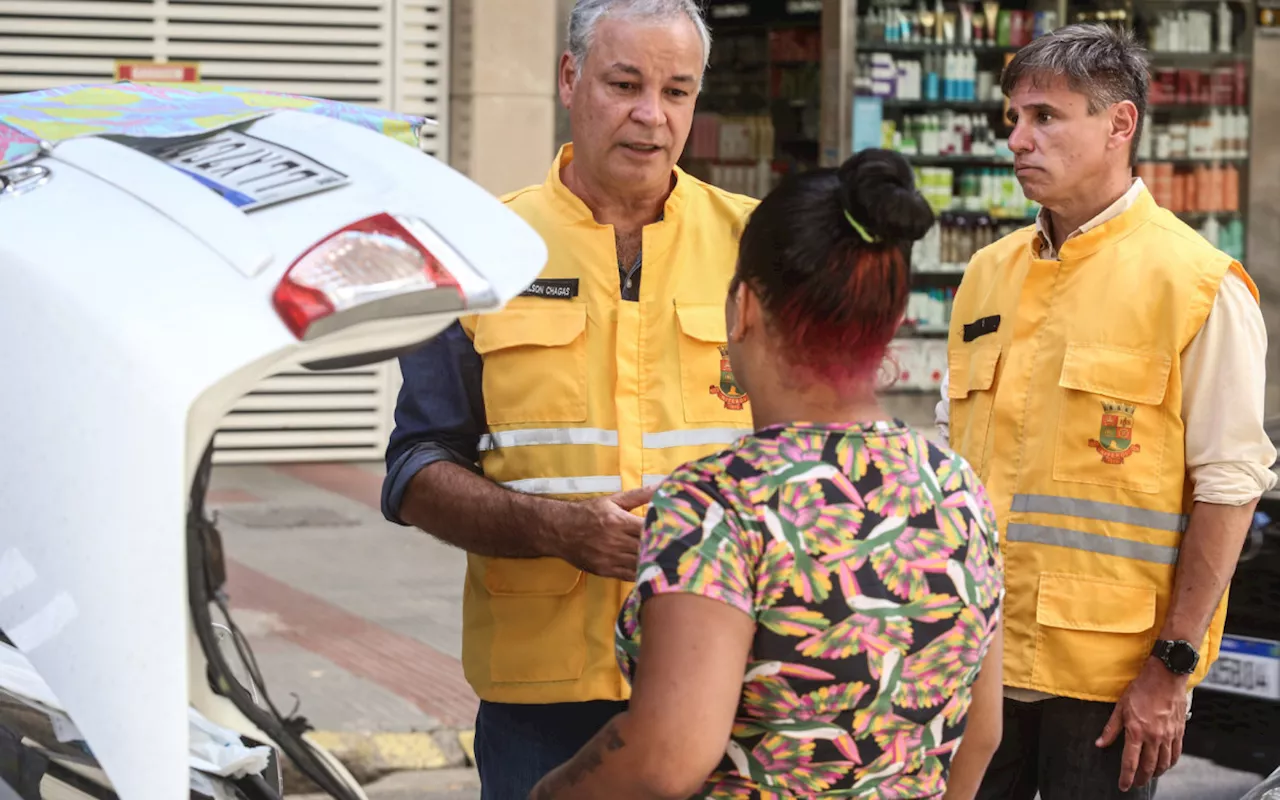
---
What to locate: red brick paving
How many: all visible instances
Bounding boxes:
[226,557,479,728]
[207,488,262,505]
[272,462,384,512]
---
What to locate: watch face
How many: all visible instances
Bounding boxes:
[1167,641,1199,673]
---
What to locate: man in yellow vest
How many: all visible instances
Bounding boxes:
[380,1,758,796]
[938,23,1276,799]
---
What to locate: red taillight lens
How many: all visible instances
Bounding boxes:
[272,212,461,339]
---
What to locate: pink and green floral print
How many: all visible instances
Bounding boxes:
[616,420,1003,800]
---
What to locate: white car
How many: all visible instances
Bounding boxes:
[0,107,546,799]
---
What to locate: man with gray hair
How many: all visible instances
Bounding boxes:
[381,1,758,797]
[939,22,1275,799]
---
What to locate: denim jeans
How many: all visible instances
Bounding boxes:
[977,696,1161,800]
[473,699,628,800]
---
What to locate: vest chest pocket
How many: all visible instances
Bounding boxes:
[473,306,589,426]
[947,343,1002,477]
[1052,344,1171,494]
[675,303,751,424]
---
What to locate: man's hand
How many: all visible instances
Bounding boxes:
[1097,657,1189,791]
[552,486,656,581]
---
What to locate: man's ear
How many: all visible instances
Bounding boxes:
[558,52,578,109]
[1110,99,1139,153]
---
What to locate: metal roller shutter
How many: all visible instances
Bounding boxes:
[0,0,449,463]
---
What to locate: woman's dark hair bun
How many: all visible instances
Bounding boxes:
[836,148,935,244]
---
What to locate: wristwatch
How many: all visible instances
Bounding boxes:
[1151,639,1200,675]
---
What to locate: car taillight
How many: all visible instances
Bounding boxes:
[272,212,461,340]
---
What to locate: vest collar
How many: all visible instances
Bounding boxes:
[1031,185,1159,261]
[545,142,689,226]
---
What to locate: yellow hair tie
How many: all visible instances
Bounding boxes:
[843,208,880,243]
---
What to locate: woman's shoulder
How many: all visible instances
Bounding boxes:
[911,430,981,483]
[655,444,746,503]
[648,435,784,526]
[914,433,1000,533]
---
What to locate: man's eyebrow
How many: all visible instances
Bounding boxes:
[608,63,696,84]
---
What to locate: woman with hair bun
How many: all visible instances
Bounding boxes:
[531,149,1005,800]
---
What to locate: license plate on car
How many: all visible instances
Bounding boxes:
[127,128,349,211]
[1204,635,1280,701]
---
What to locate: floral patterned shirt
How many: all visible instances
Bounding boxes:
[616,421,1003,799]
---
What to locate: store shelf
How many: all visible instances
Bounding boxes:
[856,41,1021,54]
[1139,157,1248,166]
[937,210,1036,223]
[903,154,1015,166]
[1148,51,1251,66]
[899,325,950,337]
[1177,210,1245,223]
[1149,103,1251,114]
[882,99,1005,111]
[710,58,821,69]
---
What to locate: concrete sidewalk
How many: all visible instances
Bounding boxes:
[207,461,479,792]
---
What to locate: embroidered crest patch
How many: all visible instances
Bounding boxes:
[1088,401,1141,464]
[709,345,749,410]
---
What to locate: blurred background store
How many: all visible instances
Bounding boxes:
[2,0,1276,446]
[676,0,1273,424]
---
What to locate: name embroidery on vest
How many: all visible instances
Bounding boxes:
[1089,401,1141,464]
[520,278,579,300]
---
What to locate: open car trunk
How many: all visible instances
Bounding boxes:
[0,107,545,799]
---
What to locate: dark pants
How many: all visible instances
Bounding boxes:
[977,697,1160,800]
[473,699,628,800]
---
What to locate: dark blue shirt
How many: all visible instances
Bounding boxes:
[381,249,646,524]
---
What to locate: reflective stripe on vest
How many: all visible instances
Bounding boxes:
[501,473,678,495]
[1011,493,1187,533]
[1005,523,1180,565]
[481,428,619,451]
[480,426,751,452]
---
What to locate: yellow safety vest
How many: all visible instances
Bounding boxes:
[457,143,759,704]
[947,187,1259,703]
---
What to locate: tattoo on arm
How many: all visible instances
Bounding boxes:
[532,720,628,799]
[605,725,626,751]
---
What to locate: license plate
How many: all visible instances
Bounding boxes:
[128,128,349,211]
[1203,634,1280,701]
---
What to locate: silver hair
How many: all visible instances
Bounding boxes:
[567,0,712,74]
[1001,23,1149,165]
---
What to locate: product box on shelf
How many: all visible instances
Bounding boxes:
[1150,63,1248,107]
